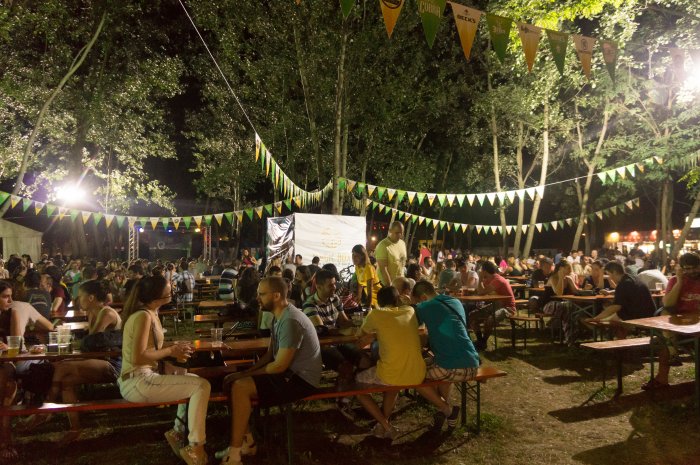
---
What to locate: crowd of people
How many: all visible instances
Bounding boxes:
[0,222,697,464]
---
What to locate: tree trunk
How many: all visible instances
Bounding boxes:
[513,121,526,257]
[331,29,348,215]
[522,98,550,258]
[0,12,106,218]
[487,71,508,257]
[671,189,700,258]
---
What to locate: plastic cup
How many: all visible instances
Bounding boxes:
[655,282,664,291]
[538,281,545,288]
[57,334,72,355]
[6,336,21,356]
[211,328,223,347]
[351,313,363,328]
[47,332,59,353]
[174,341,191,363]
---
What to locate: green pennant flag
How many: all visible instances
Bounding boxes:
[546,29,568,76]
[204,215,212,226]
[338,177,347,191]
[46,204,56,217]
[416,192,426,205]
[245,209,254,221]
[356,182,366,195]
[411,215,418,223]
[437,194,446,206]
[439,220,446,230]
[376,186,386,201]
[426,218,434,227]
[264,204,273,216]
[116,216,126,228]
[398,211,405,220]
[284,199,292,210]
[607,169,617,182]
[601,40,618,83]
[597,172,607,184]
[418,0,446,48]
[70,209,79,222]
[0,192,8,207]
[397,190,406,203]
[224,212,233,224]
[22,198,32,212]
[486,14,513,63]
[93,212,103,225]
[161,217,170,229]
[544,223,550,231]
[340,0,354,18]
[182,217,192,229]
[456,194,465,207]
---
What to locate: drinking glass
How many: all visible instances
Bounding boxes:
[6,336,21,356]
[211,328,223,347]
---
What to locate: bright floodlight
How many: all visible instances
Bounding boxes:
[687,63,700,90]
[55,185,86,202]
[138,227,144,233]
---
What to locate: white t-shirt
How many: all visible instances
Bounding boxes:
[11,301,44,335]
[637,269,668,291]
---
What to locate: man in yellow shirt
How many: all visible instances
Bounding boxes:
[375,222,407,287]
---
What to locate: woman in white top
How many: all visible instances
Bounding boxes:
[19,279,123,441]
[119,275,210,465]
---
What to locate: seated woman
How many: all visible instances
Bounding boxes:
[0,280,54,461]
[542,262,580,345]
[119,276,210,465]
[19,280,122,442]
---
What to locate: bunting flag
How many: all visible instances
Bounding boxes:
[546,29,569,76]
[418,0,447,48]
[0,192,8,207]
[45,204,56,218]
[21,198,31,212]
[340,0,354,18]
[10,196,20,208]
[150,217,160,230]
[517,23,542,72]
[601,40,618,83]
[34,201,44,215]
[485,14,513,63]
[116,215,126,228]
[80,211,90,224]
[380,0,405,38]
[448,3,482,61]
[255,133,261,162]
[573,35,596,79]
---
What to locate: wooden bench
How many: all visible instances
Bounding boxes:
[193,313,239,329]
[508,312,544,349]
[491,300,529,350]
[580,337,651,396]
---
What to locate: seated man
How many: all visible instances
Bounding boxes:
[412,281,480,430]
[391,276,415,306]
[218,277,321,465]
[528,257,554,314]
[437,259,458,292]
[644,253,700,390]
[353,286,426,439]
[583,261,655,339]
[448,260,479,292]
[302,269,369,381]
[469,261,516,350]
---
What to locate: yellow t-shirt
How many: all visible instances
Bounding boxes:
[360,305,426,385]
[374,238,407,286]
[355,264,380,308]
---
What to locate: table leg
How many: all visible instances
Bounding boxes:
[649,329,655,383]
[695,338,699,409]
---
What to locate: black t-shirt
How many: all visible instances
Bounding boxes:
[613,274,656,320]
[583,276,612,292]
[530,269,550,285]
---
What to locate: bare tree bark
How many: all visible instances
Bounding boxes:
[671,189,700,258]
[0,12,106,218]
[522,97,550,258]
[487,71,508,256]
[331,29,348,215]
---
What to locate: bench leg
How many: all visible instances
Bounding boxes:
[476,381,481,434]
[285,405,294,465]
[616,354,623,396]
[510,320,516,349]
[460,381,467,427]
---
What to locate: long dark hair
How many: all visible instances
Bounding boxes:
[122,275,167,322]
[0,280,12,295]
[79,279,110,303]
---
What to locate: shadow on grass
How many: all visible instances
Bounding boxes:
[572,431,700,465]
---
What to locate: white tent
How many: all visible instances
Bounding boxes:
[0,219,42,261]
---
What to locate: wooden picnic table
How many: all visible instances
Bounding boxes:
[0,348,120,363]
[56,321,90,332]
[51,310,88,322]
[457,294,515,302]
[219,334,361,357]
[625,314,700,408]
[198,300,231,311]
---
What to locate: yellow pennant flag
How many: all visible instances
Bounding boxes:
[214,213,224,226]
[150,217,160,230]
[81,212,92,224]
[517,22,542,72]
[255,133,261,161]
[104,214,114,228]
[427,193,436,206]
[449,2,482,61]
[573,35,596,79]
[34,202,45,215]
[10,196,20,208]
[193,216,202,228]
[379,0,405,38]
[234,211,243,223]
[58,207,67,220]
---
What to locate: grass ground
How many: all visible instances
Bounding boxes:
[15,323,700,465]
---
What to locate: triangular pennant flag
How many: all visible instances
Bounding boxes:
[44,204,56,217]
[456,194,465,206]
[367,185,377,197]
[516,190,526,200]
[596,211,604,220]
[376,186,386,200]
[397,190,406,203]
[347,179,357,193]
[255,133,261,161]
[608,169,617,182]
[525,187,537,200]
[10,195,20,208]
[633,198,640,207]
[572,34,596,79]
[294,197,302,208]
[150,217,160,230]
[275,202,283,214]
[551,221,558,231]
[57,208,66,220]
[446,194,455,206]
[505,190,515,203]
[138,217,148,227]
[546,29,568,76]
[626,164,636,177]
[476,225,483,234]
[92,212,103,226]
[476,193,485,206]
[535,185,545,199]
[419,216,426,225]
[22,198,31,212]
[427,193,437,206]
[535,223,542,232]
[521,225,528,233]
[69,209,79,222]
[485,14,513,63]
[284,199,292,210]
[386,188,396,201]
[193,216,202,228]
[466,194,476,206]
[244,209,254,221]
[214,213,224,226]
[34,201,44,215]
[653,156,664,164]
[418,0,447,48]
[264,204,273,216]
[417,193,426,205]
[204,215,213,226]
[601,40,618,83]
[496,192,506,205]
[0,192,9,207]
[448,3,482,61]
[234,212,243,224]
[338,177,347,191]
[340,0,354,18]
[81,211,91,224]
[439,221,446,231]
[616,166,626,178]
[104,214,114,227]
[407,191,416,204]
[597,171,607,183]
[565,218,573,227]
[486,192,496,205]
[461,224,468,233]
[558,220,565,228]
[517,23,542,72]
[411,215,418,224]
[255,207,263,218]
[543,223,550,231]
[356,182,366,195]
[380,0,405,38]
[506,225,513,234]
[115,215,126,228]
[610,206,618,215]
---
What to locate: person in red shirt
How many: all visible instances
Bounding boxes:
[469,261,515,350]
[645,253,700,390]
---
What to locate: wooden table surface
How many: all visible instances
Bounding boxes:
[0,349,120,363]
[625,314,700,336]
[457,294,514,302]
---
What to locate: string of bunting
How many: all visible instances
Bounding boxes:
[0,187,331,231]
[342,1,700,82]
[366,197,641,235]
[338,155,674,208]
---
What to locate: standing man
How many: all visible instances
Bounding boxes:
[218,277,321,464]
[375,221,407,287]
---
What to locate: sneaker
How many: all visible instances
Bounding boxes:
[432,411,446,430]
[446,406,460,428]
[164,429,186,459]
[179,445,208,465]
[214,441,257,460]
